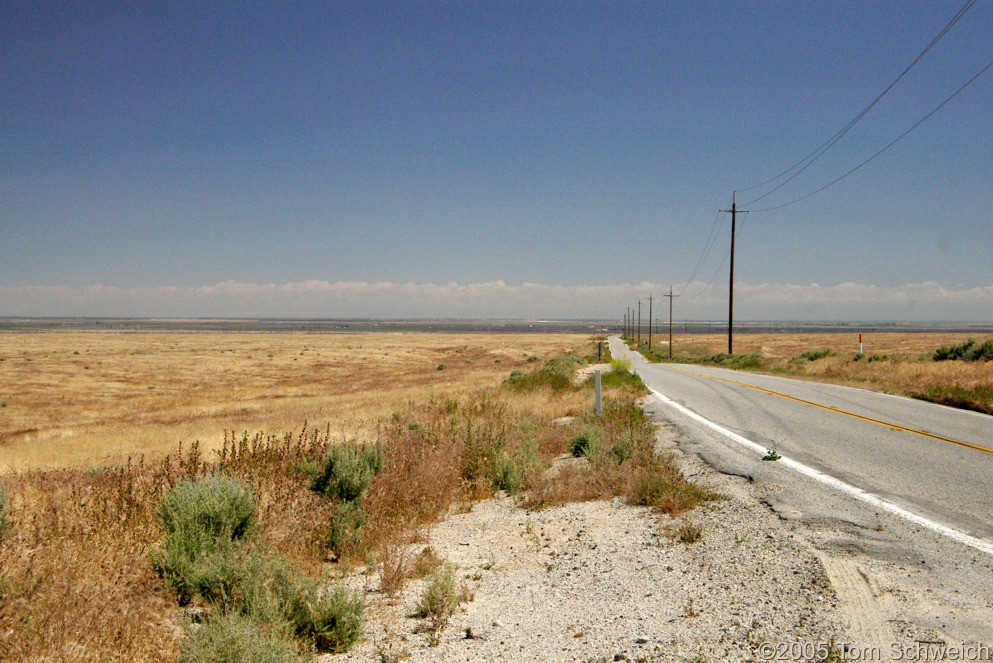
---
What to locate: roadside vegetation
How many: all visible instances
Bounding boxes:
[0,336,712,660]
[625,333,993,415]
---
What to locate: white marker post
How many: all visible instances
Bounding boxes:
[595,369,602,417]
[859,332,864,355]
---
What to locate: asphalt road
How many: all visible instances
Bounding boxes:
[609,336,993,545]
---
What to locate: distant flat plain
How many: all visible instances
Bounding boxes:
[0,331,589,473]
[2,325,990,473]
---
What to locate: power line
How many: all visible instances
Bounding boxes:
[752,55,993,212]
[671,0,983,312]
[676,208,728,297]
[739,0,979,207]
[683,243,731,302]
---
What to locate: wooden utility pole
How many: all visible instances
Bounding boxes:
[647,294,653,350]
[721,191,748,355]
[664,287,678,359]
[637,300,641,346]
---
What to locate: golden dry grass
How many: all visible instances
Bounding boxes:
[0,332,588,473]
[671,331,972,359]
[664,332,993,413]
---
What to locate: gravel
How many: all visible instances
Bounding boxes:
[322,414,850,662]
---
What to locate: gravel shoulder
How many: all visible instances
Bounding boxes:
[325,412,854,662]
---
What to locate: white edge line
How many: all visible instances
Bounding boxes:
[648,387,993,558]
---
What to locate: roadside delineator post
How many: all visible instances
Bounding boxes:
[595,369,602,417]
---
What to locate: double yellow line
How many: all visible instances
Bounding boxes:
[669,366,993,457]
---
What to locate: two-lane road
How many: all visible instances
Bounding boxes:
[610,336,993,547]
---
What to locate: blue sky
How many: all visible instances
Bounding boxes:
[2,1,991,321]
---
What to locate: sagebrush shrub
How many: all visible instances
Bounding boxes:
[157,475,256,543]
[327,501,366,555]
[152,475,257,605]
[179,611,302,663]
[570,425,605,458]
[934,338,993,362]
[503,354,582,392]
[311,444,383,503]
[284,579,364,653]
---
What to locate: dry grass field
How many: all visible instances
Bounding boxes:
[654,332,993,413]
[671,331,972,359]
[0,331,589,473]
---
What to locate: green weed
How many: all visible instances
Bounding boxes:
[799,349,834,361]
[417,564,466,631]
[570,424,606,458]
[503,355,583,393]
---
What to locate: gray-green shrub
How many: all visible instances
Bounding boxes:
[328,501,366,555]
[570,424,605,458]
[503,354,582,392]
[310,444,383,503]
[179,611,302,663]
[152,475,257,605]
[933,338,993,362]
[157,475,256,543]
[417,564,461,628]
[284,580,364,654]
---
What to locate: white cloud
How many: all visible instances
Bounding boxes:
[2,280,993,321]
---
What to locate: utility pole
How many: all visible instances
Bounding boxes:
[623,309,628,339]
[664,286,678,360]
[721,191,748,355]
[637,300,641,347]
[647,294,653,351]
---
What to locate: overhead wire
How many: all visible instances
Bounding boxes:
[670,0,985,306]
[751,55,993,212]
[739,0,979,207]
[684,244,732,301]
[675,207,728,297]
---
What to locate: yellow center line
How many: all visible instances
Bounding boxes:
[668,366,993,457]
